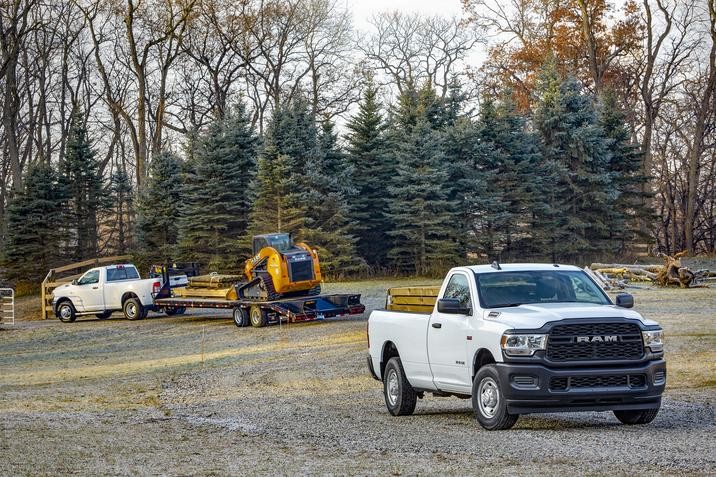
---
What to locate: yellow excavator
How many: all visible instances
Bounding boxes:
[239,233,322,301]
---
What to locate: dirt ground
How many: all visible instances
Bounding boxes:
[1,281,714,476]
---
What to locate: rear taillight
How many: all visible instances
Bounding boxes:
[153,281,161,294]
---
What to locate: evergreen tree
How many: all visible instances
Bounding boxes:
[60,107,104,261]
[135,151,182,264]
[387,115,460,275]
[345,80,393,266]
[533,68,613,262]
[103,168,134,255]
[468,97,544,261]
[597,90,651,255]
[2,162,66,282]
[177,102,258,271]
[248,100,315,239]
[301,120,364,277]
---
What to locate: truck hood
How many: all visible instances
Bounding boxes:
[483,302,659,329]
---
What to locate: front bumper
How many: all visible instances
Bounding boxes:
[495,359,666,414]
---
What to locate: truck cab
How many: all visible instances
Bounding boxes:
[367,264,666,430]
[52,264,161,322]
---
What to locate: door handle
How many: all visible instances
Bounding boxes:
[92,286,99,289]
[431,323,442,329]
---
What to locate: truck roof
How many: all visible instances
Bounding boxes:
[464,263,583,274]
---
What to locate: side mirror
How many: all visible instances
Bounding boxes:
[437,298,471,315]
[71,279,78,286]
[615,293,634,309]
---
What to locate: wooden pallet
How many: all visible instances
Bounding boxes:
[386,285,440,313]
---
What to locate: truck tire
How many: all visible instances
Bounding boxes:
[56,300,77,323]
[249,305,267,327]
[613,408,659,425]
[123,298,144,321]
[96,311,112,320]
[383,357,417,416]
[233,307,250,327]
[472,365,518,430]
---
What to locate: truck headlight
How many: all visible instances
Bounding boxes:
[501,334,548,356]
[642,329,664,352]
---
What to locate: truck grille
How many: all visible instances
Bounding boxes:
[547,323,644,361]
[550,374,647,391]
[289,259,314,282]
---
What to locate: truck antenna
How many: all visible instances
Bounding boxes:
[491,261,502,271]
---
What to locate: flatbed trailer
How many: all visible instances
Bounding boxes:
[153,276,365,327]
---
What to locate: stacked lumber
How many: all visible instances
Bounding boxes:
[588,251,711,289]
[172,272,244,300]
[386,286,440,313]
[188,273,244,288]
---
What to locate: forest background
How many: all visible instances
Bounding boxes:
[1,0,715,285]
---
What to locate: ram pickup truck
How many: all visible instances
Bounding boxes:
[52,264,170,322]
[367,263,666,430]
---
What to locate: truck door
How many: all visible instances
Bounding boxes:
[74,269,104,311]
[427,272,473,393]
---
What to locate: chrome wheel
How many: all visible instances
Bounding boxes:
[478,377,500,418]
[59,305,72,320]
[126,302,137,319]
[386,369,399,406]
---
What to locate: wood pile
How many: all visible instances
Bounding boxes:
[587,251,712,289]
[187,273,245,289]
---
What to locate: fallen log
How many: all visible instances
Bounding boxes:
[654,252,710,288]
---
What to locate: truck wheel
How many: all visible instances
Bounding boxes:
[233,307,250,327]
[613,408,659,425]
[57,301,77,323]
[123,298,144,321]
[383,357,417,416]
[249,305,267,327]
[96,311,112,320]
[472,365,518,430]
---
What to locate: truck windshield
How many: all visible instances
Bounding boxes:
[476,270,610,308]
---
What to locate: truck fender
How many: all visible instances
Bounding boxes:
[380,341,400,380]
[472,348,496,383]
[121,291,139,305]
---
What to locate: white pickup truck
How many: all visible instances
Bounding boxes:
[52,264,175,322]
[367,264,666,430]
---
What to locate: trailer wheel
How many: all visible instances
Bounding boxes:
[96,311,112,320]
[175,307,186,315]
[123,298,144,321]
[57,300,77,323]
[233,307,250,327]
[249,305,267,327]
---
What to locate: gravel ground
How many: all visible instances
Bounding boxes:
[1,281,715,476]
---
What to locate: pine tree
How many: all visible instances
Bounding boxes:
[301,120,364,277]
[60,107,104,261]
[103,168,134,255]
[345,81,393,267]
[177,103,258,271]
[135,151,182,264]
[248,100,315,239]
[2,162,66,282]
[597,90,650,255]
[533,68,613,262]
[468,97,544,261]
[387,115,460,275]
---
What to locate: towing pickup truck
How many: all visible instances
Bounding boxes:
[367,263,666,430]
[52,264,171,322]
